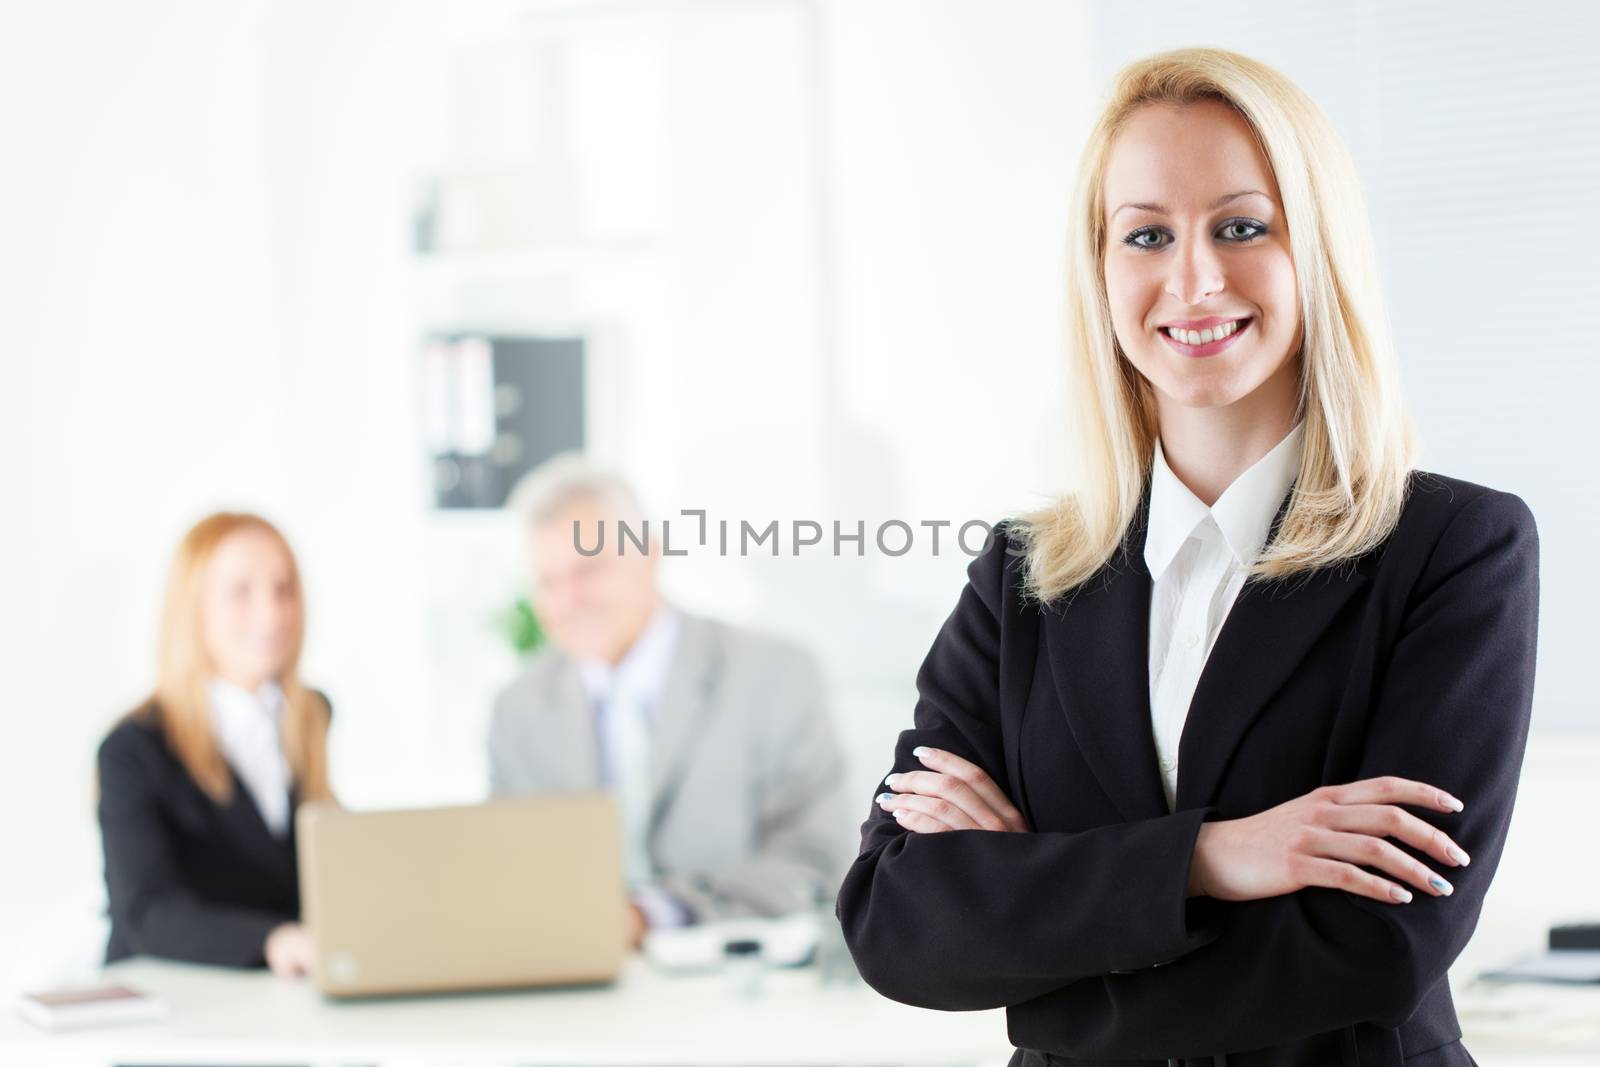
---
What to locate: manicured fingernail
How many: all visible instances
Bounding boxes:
[892,810,907,820]
[1440,793,1464,812]
[1431,877,1453,895]
[912,746,930,758]
[1448,845,1470,866]
[876,793,893,803]
[1391,886,1412,903]
[885,774,902,787]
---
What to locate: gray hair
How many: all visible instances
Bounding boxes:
[507,451,646,531]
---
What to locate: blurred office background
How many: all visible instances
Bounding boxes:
[1,0,1595,996]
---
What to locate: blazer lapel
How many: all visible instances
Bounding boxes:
[646,613,723,837]
[220,765,297,891]
[1044,484,1169,822]
[1175,494,1372,811]
[549,663,604,790]
[1046,477,1374,821]
[221,765,279,848]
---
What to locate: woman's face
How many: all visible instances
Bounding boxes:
[199,528,300,690]
[1101,99,1302,416]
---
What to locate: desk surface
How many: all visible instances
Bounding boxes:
[4,957,1600,1067]
[1,955,1013,1067]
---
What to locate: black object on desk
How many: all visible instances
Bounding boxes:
[1475,923,1600,985]
[1550,922,1600,951]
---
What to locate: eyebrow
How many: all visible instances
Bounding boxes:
[1111,189,1272,220]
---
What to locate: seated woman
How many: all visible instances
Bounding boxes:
[97,512,333,976]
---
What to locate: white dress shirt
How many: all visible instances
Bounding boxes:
[206,677,292,837]
[1143,419,1305,813]
[574,602,695,928]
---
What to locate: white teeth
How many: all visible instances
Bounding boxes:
[1165,319,1243,345]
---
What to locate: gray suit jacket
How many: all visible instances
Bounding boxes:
[488,608,854,923]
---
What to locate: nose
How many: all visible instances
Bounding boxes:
[254,595,292,636]
[1164,233,1226,305]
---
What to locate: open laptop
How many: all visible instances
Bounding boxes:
[295,793,627,997]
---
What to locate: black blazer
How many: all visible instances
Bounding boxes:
[96,695,330,967]
[836,470,1540,1067]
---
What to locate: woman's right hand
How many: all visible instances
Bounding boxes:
[264,921,315,978]
[1187,776,1473,905]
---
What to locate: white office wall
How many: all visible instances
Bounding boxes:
[0,0,291,983]
[258,0,836,807]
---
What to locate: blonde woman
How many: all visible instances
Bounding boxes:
[97,513,333,977]
[836,48,1538,1067]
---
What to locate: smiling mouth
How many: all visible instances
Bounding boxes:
[1160,316,1253,355]
[1161,317,1249,345]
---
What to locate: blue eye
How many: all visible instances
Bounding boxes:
[1123,226,1167,250]
[1218,217,1267,241]
[1121,217,1267,250]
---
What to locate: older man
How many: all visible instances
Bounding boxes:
[489,453,853,949]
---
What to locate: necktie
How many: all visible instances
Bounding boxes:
[606,683,655,890]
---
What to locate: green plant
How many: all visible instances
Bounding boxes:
[498,594,547,656]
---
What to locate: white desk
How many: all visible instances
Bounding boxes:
[0,955,1013,1067]
[4,957,1599,1067]
[1451,975,1600,1065]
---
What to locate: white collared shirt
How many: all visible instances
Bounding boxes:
[572,602,694,928]
[574,602,682,730]
[206,677,292,837]
[1143,419,1305,813]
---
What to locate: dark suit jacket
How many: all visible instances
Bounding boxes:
[836,471,1540,1067]
[96,695,330,967]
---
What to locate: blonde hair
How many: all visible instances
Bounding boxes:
[1013,46,1419,605]
[143,512,333,805]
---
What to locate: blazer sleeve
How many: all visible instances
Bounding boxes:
[1004,489,1541,1057]
[656,647,856,921]
[835,522,1230,1011]
[97,729,288,968]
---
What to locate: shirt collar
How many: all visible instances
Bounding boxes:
[575,601,682,706]
[1143,418,1304,583]
[206,676,285,734]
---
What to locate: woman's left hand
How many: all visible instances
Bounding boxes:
[876,745,1031,833]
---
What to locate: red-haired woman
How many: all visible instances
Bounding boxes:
[97,512,333,976]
